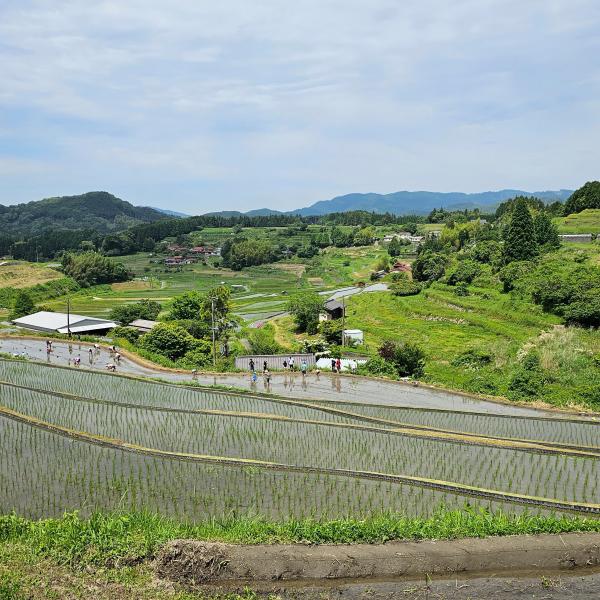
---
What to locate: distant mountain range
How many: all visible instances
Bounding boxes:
[205,189,573,217]
[0,192,167,237]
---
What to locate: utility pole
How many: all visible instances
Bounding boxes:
[211,298,216,367]
[340,295,346,348]
[66,295,72,338]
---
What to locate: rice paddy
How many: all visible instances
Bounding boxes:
[0,359,598,520]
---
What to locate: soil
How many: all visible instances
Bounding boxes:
[155,533,600,587]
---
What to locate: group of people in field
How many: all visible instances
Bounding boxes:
[248,355,314,388]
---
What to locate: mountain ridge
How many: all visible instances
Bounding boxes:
[0,191,167,236]
[204,189,572,217]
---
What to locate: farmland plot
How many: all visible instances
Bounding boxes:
[0,360,598,519]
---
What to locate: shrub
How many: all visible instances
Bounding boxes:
[319,319,343,345]
[412,251,448,282]
[378,340,425,378]
[61,251,130,287]
[498,261,534,293]
[9,290,35,320]
[508,351,545,400]
[389,278,421,297]
[180,340,213,368]
[109,299,161,324]
[111,326,140,344]
[469,240,502,265]
[139,322,199,360]
[453,282,469,296]
[452,349,493,369]
[446,259,481,286]
[287,292,323,334]
[248,325,281,355]
[357,355,398,378]
[563,296,600,328]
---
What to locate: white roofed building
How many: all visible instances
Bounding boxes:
[12,311,117,336]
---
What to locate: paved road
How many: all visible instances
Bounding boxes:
[0,336,558,417]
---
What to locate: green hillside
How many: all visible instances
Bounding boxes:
[0,191,167,236]
[553,209,600,234]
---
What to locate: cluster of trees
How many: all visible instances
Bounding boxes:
[221,238,280,270]
[61,252,130,287]
[109,299,161,325]
[113,286,233,367]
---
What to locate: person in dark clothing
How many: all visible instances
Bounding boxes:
[263,360,268,373]
[331,358,337,373]
[249,358,255,372]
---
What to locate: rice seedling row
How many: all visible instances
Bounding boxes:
[2,385,598,506]
[0,417,533,521]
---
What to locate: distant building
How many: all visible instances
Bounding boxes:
[128,319,159,333]
[319,299,345,321]
[343,329,364,345]
[12,311,117,336]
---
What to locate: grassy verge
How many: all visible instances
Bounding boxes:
[2,509,600,568]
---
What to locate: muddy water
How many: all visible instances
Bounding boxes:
[0,336,555,417]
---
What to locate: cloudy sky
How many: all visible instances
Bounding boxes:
[0,1,599,213]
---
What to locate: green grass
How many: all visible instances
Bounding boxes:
[343,283,600,409]
[553,209,600,234]
[2,508,599,567]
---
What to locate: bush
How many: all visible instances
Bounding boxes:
[109,299,161,324]
[139,322,199,360]
[563,296,600,328]
[469,240,502,265]
[453,282,469,296]
[498,261,534,293]
[9,290,35,320]
[378,340,425,378]
[111,326,140,344]
[357,355,398,378]
[446,259,481,286]
[319,319,343,345]
[248,325,281,355]
[412,251,448,282]
[452,349,493,369]
[287,292,323,334]
[180,340,213,368]
[507,351,545,400]
[389,276,421,297]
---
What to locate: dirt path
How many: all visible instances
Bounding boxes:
[155,533,600,592]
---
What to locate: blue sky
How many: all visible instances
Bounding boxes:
[0,1,599,213]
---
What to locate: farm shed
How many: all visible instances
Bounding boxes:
[320,299,345,321]
[128,319,159,333]
[12,311,117,335]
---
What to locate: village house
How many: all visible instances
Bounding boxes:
[319,299,345,321]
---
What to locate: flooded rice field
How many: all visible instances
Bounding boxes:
[0,359,598,519]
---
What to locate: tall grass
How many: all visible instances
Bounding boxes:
[1,508,599,566]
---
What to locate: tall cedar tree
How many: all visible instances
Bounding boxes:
[502,198,538,263]
[534,212,560,248]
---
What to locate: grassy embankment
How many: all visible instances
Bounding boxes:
[553,209,600,234]
[2,509,600,598]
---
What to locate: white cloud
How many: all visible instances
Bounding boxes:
[0,0,598,210]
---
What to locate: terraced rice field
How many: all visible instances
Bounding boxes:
[0,360,598,520]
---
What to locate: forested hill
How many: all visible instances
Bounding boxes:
[0,192,166,236]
